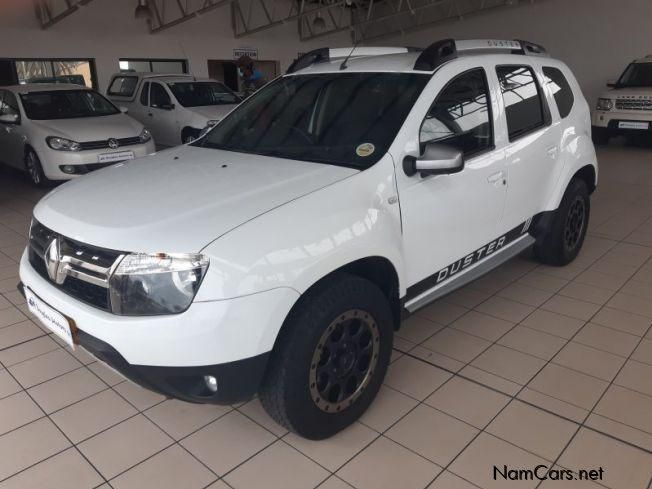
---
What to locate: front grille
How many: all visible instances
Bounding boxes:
[615,99,652,111]
[28,221,123,312]
[78,136,142,151]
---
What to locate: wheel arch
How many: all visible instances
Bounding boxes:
[573,164,597,195]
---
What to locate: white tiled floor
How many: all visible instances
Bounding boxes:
[0,145,652,489]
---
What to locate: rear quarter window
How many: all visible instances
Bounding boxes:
[108,76,138,97]
[543,67,574,118]
[496,65,547,141]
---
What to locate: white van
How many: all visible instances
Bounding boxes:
[106,73,241,146]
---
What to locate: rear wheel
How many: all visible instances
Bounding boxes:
[24,149,51,188]
[534,178,590,266]
[259,273,393,439]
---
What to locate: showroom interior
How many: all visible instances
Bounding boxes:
[1,0,652,488]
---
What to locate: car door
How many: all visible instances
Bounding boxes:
[496,64,560,230]
[147,82,179,146]
[0,90,26,168]
[396,65,508,300]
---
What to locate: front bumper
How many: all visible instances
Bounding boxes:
[19,249,299,403]
[35,140,156,180]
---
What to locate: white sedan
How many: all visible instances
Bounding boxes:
[0,83,155,186]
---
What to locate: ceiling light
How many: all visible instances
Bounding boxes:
[135,0,152,20]
[313,13,326,30]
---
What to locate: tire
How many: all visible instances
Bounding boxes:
[259,272,394,440]
[534,178,590,266]
[24,148,51,188]
[591,127,609,146]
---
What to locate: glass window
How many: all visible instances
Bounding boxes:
[197,73,429,170]
[140,82,150,106]
[420,69,493,156]
[0,90,20,119]
[167,82,240,107]
[20,89,119,120]
[150,83,171,108]
[616,62,652,88]
[543,67,574,118]
[496,66,546,140]
[119,59,188,74]
[15,60,94,88]
[108,76,139,97]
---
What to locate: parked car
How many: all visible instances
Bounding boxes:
[106,73,241,146]
[592,55,652,144]
[0,84,155,186]
[19,40,597,439]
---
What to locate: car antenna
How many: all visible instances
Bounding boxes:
[340,42,360,71]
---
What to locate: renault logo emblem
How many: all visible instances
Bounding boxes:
[108,138,119,149]
[44,238,67,285]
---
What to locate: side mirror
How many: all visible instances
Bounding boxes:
[606,79,617,88]
[0,113,19,124]
[119,106,129,114]
[403,144,464,177]
[161,103,175,111]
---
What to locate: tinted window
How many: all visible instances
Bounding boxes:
[197,73,429,170]
[0,90,20,119]
[108,76,138,97]
[168,82,240,107]
[617,63,652,88]
[150,83,171,108]
[543,67,574,118]
[420,69,492,156]
[496,66,545,140]
[20,90,119,120]
[140,82,150,106]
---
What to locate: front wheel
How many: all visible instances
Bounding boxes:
[534,178,590,266]
[259,273,393,439]
[24,149,51,188]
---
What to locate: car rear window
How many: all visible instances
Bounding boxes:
[496,65,546,141]
[108,76,138,97]
[543,67,574,118]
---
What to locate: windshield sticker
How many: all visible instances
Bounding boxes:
[356,143,375,157]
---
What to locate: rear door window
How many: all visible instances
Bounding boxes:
[496,65,547,141]
[140,82,150,106]
[543,67,574,118]
[150,83,171,108]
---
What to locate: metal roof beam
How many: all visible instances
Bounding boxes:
[33,0,95,29]
[148,0,233,33]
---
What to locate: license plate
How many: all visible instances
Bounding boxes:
[24,287,76,349]
[618,121,649,130]
[98,151,135,163]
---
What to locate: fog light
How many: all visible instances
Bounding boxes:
[60,165,76,174]
[204,375,218,393]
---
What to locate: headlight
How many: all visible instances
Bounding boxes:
[109,253,209,316]
[47,136,80,151]
[139,128,152,143]
[596,98,614,111]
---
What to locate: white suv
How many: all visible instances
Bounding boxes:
[19,40,597,439]
[106,73,241,147]
[592,55,652,144]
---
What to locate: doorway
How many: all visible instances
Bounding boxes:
[208,59,279,92]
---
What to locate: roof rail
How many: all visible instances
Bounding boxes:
[287,46,420,74]
[414,39,548,71]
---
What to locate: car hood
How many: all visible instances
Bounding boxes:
[187,104,238,121]
[601,87,652,99]
[31,113,143,142]
[34,146,357,253]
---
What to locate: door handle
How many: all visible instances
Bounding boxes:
[488,171,505,186]
[547,146,559,159]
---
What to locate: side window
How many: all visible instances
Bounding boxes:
[0,90,20,121]
[107,76,138,97]
[150,83,171,108]
[140,82,150,106]
[420,68,493,156]
[543,67,574,119]
[496,65,546,141]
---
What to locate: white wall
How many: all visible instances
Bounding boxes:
[0,0,348,91]
[378,0,652,105]
[0,0,649,104]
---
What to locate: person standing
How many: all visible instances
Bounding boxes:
[236,55,267,97]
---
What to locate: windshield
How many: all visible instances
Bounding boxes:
[20,90,119,120]
[617,63,652,88]
[168,82,240,107]
[195,73,429,169]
